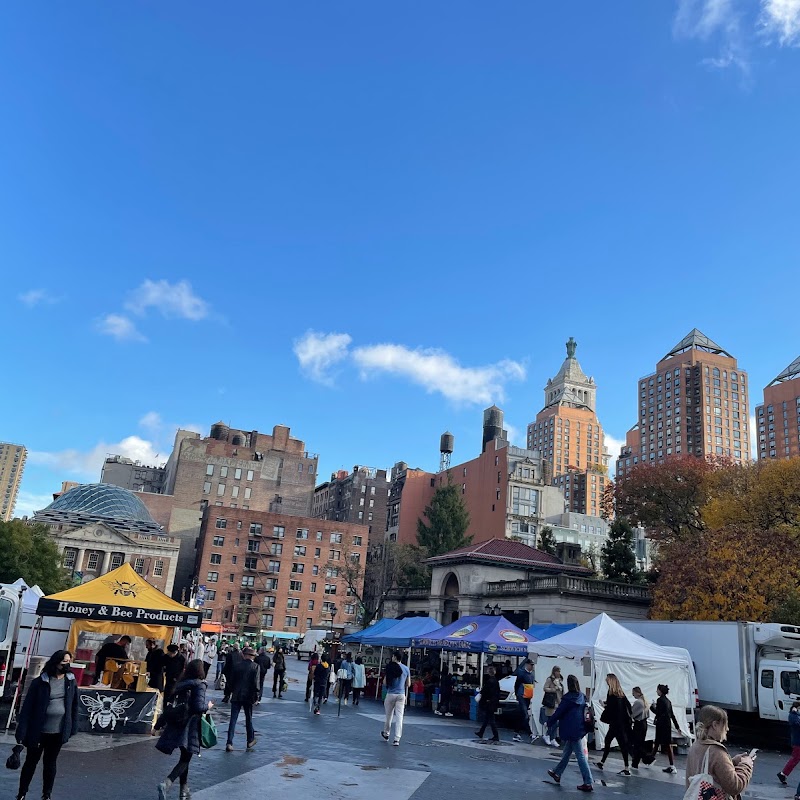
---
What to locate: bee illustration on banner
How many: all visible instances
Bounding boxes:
[102,579,140,598]
[80,693,136,730]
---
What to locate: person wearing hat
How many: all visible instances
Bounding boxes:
[225,647,259,752]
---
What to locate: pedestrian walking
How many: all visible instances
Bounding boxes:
[146,638,166,692]
[225,647,259,752]
[215,645,227,681]
[642,684,681,773]
[155,659,212,800]
[595,673,632,776]
[305,652,320,703]
[542,666,564,745]
[14,650,78,800]
[221,643,242,703]
[545,674,594,793]
[778,703,800,785]
[686,705,753,800]
[629,686,650,770]
[381,651,410,746]
[351,656,366,706]
[255,648,272,703]
[474,666,501,742]
[312,657,330,715]
[163,644,187,700]
[512,658,539,742]
[434,664,454,717]
[339,652,355,705]
[272,647,286,699]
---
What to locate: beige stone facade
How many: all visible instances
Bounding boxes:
[0,441,26,521]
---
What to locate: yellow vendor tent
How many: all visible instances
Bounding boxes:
[37,563,201,652]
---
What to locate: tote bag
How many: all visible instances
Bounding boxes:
[683,748,726,800]
[200,712,218,749]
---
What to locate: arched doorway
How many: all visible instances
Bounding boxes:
[442,572,460,623]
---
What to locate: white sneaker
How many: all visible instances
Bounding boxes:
[444,712,453,717]
[434,710,443,716]
[513,734,522,742]
[343,699,348,705]
[393,740,400,746]
[664,766,677,775]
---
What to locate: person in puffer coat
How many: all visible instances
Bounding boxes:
[545,675,594,792]
[155,659,212,800]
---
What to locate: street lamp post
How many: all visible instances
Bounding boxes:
[484,603,501,616]
[329,605,338,639]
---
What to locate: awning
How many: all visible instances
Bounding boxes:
[526,623,577,640]
[359,617,442,648]
[37,563,201,628]
[412,614,534,655]
[341,618,401,643]
[260,629,301,639]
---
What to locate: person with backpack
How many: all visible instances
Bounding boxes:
[339,652,355,705]
[312,657,330,715]
[512,659,539,742]
[255,647,272,704]
[629,686,651,770]
[272,647,286,699]
[545,674,594,793]
[225,647,259,752]
[352,656,366,706]
[685,705,753,800]
[643,683,681,773]
[305,652,320,703]
[155,658,212,800]
[542,666,564,746]
[595,673,632,776]
[15,650,78,800]
[474,665,501,742]
[778,702,800,785]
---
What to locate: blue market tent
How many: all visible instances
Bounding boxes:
[412,614,534,656]
[526,623,577,640]
[360,616,442,648]
[341,617,400,644]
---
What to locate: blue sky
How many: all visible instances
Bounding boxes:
[3,1,800,517]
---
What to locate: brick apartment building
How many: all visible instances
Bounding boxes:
[527,338,609,517]
[755,356,800,460]
[616,329,751,480]
[103,421,319,601]
[195,507,366,637]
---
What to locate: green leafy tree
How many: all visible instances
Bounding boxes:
[416,483,471,557]
[0,520,71,594]
[600,518,642,584]
[538,526,557,555]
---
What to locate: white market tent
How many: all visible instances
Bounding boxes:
[527,613,694,741]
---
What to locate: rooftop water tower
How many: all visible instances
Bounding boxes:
[439,431,454,472]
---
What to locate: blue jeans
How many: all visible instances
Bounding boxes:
[227,701,254,745]
[553,737,593,786]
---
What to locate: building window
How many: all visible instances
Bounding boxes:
[292,563,305,574]
[210,553,222,565]
[234,468,242,480]
[220,466,228,478]
[213,535,225,547]
[231,486,239,499]
[244,487,252,500]
[203,482,211,494]
[265,578,278,591]
[287,598,300,609]
[285,616,298,628]
[353,536,363,546]
[153,559,164,577]
[207,571,219,583]
[312,565,319,576]
[296,528,309,539]
[270,543,283,555]
[84,552,100,571]
[245,556,258,570]
[330,533,343,544]
[110,553,124,569]
[250,523,262,535]
[247,540,260,553]
[246,470,254,481]
[242,575,255,588]
[217,483,226,496]
[294,545,307,556]
[325,584,337,595]
[274,526,285,538]
[290,580,303,591]
[133,557,145,575]
[206,590,216,601]
[216,518,227,529]
[63,548,77,569]
[330,550,341,561]
[203,609,213,620]
[310,582,317,592]
[308,600,315,610]
[206,465,214,476]
[316,531,323,541]
[269,561,281,573]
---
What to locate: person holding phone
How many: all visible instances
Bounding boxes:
[685,705,753,800]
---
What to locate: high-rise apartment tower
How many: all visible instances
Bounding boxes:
[0,442,26,520]
[755,356,800,461]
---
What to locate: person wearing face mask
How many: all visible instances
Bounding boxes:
[685,705,753,800]
[15,650,78,800]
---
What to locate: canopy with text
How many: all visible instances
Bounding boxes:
[37,564,201,628]
[412,614,534,655]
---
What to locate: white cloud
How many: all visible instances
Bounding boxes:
[604,433,627,480]
[18,289,60,307]
[96,313,147,343]
[675,0,736,38]
[125,279,209,320]
[761,0,800,44]
[352,343,525,405]
[294,331,353,385]
[29,435,164,479]
[13,490,56,518]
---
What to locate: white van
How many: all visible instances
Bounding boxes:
[297,629,328,660]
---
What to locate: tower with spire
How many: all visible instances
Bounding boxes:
[615,328,751,482]
[527,338,609,517]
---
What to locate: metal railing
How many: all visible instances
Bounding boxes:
[484,575,650,602]
[384,587,431,600]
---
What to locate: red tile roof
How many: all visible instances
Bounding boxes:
[425,538,591,573]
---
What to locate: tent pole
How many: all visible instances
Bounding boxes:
[479,652,484,689]
[376,646,384,699]
[5,616,41,732]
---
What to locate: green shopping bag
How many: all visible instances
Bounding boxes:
[200,712,217,749]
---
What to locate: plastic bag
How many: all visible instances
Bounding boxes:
[5,745,23,770]
[200,713,217,749]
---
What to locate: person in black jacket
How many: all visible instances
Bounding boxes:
[222,643,242,703]
[93,635,131,682]
[474,666,501,742]
[643,684,682,773]
[163,645,187,700]
[15,650,78,800]
[312,657,330,715]
[255,648,272,703]
[155,659,212,800]
[225,647,259,751]
[146,638,165,692]
[272,647,286,699]
[596,673,632,776]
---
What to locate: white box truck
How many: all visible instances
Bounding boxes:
[297,629,328,660]
[623,621,800,722]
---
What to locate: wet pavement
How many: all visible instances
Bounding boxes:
[0,656,793,800]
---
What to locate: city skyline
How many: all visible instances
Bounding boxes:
[3,3,800,517]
